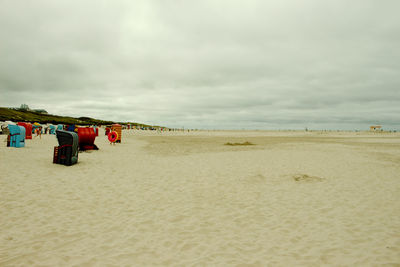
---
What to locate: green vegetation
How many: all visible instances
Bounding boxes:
[0,107,147,126]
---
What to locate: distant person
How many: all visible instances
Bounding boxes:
[35,127,41,139]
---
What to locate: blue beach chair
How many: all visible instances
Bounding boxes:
[49,125,56,134]
[7,125,25,148]
[67,125,75,132]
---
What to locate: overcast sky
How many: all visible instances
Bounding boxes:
[0,0,399,129]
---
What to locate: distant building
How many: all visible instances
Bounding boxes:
[20,104,29,110]
[17,104,48,114]
[370,125,382,131]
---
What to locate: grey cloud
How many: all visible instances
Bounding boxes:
[0,0,399,129]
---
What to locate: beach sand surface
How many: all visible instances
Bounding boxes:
[1,130,399,266]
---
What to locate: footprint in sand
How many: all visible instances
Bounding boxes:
[292,174,325,182]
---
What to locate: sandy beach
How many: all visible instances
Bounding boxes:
[1,129,399,266]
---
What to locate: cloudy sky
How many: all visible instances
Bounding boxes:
[0,0,399,130]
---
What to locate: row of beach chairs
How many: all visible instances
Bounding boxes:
[6,124,120,166]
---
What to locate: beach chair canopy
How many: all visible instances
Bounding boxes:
[56,130,79,157]
[8,124,21,135]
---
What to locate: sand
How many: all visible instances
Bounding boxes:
[1,129,399,266]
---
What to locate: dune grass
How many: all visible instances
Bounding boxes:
[0,107,149,126]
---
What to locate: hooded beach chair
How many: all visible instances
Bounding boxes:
[7,125,25,148]
[17,122,33,139]
[54,130,79,166]
[111,124,122,143]
[67,125,76,132]
[77,127,98,151]
[49,125,56,135]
